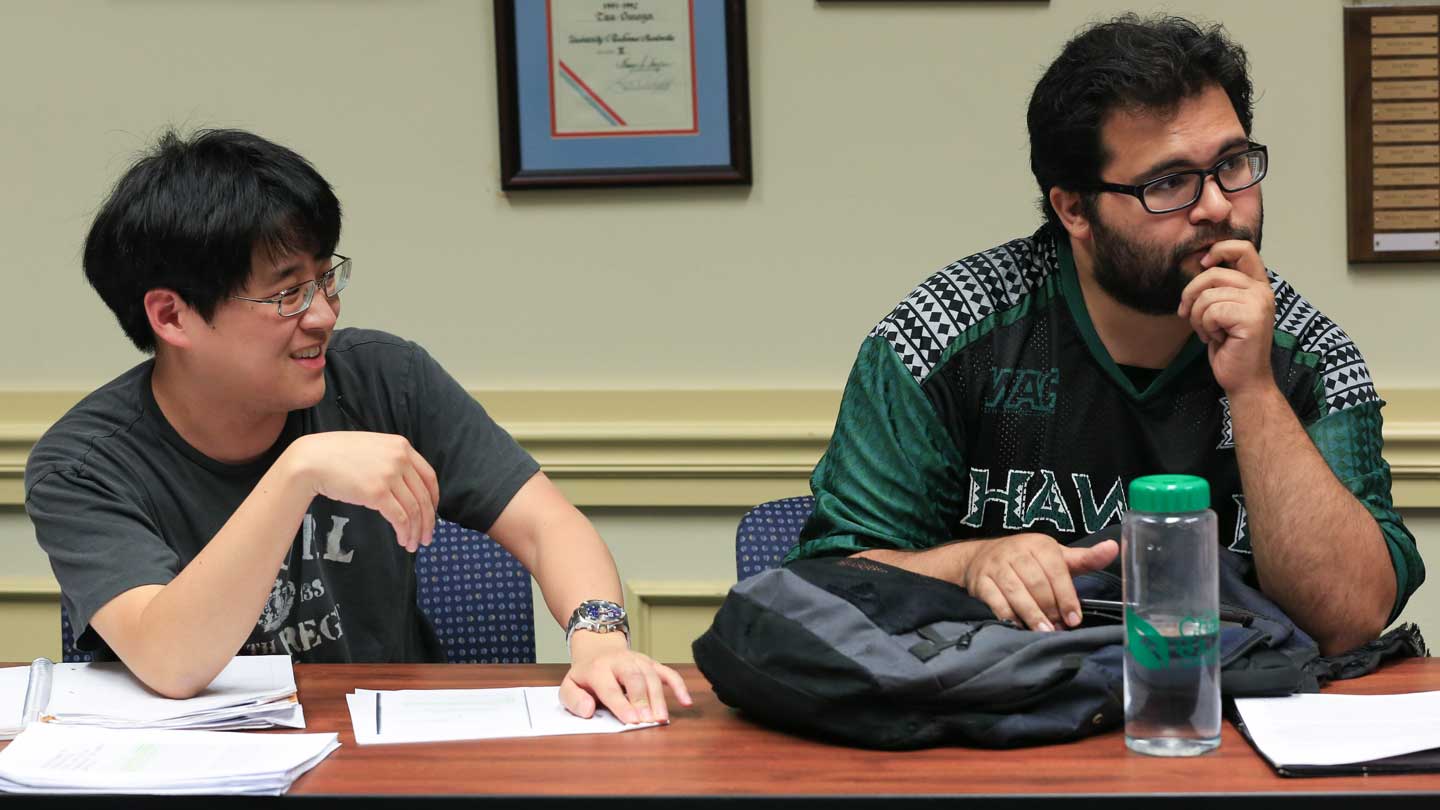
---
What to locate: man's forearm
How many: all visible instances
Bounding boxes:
[488,473,624,632]
[854,541,979,583]
[529,509,624,630]
[94,452,314,697]
[1230,384,1395,655]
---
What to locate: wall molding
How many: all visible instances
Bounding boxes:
[623,580,732,663]
[0,576,60,600]
[2,387,1437,509]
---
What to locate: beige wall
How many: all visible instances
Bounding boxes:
[2,0,1439,388]
[1,0,1438,663]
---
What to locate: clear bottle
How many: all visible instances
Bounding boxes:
[1122,474,1220,756]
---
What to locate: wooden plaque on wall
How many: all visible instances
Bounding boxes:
[1346,6,1440,261]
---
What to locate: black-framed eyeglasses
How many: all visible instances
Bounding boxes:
[1089,144,1268,214]
[230,254,352,317]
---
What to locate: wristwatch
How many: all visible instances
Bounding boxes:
[565,599,629,649]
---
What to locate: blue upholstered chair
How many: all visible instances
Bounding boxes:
[59,604,94,663]
[59,519,536,664]
[414,520,536,663]
[735,495,815,581]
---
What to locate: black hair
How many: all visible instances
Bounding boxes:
[1026,14,1253,232]
[83,128,342,352]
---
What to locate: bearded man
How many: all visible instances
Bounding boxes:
[787,14,1422,656]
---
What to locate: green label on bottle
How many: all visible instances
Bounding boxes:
[1125,607,1220,670]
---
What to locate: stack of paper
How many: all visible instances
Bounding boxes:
[0,723,337,795]
[0,655,303,739]
[346,685,659,745]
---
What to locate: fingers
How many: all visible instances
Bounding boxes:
[584,667,639,724]
[559,676,596,718]
[1063,539,1118,575]
[966,538,1121,633]
[402,466,435,548]
[995,567,1054,632]
[389,471,422,552]
[655,663,693,707]
[1199,300,1249,346]
[1186,286,1249,344]
[408,446,440,510]
[1013,553,1063,628]
[971,576,1017,626]
[641,665,669,724]
[1199,239,1267,283]
[566,655,690,726]
[375,493,414,553]
[1034,548,1083,628]
[1178,267,1252,318]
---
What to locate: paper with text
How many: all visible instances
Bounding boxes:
[348,685,659,745]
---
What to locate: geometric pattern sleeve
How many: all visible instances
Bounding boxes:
[786,336,968,563]
[1305,400,1425,622]
[1270,270,1423,620]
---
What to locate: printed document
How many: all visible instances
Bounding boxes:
[347,686,659,745]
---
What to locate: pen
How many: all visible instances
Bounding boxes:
[375,692,382,735]
[20,657,54,727]
[1079,599,1255,626]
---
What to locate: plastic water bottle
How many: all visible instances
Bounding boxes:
[1122,474,1220,756]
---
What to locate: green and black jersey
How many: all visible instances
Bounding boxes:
[790,227,1423,619]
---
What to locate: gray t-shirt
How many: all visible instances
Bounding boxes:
[24,328,540,663]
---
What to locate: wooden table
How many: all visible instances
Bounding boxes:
[6,660,1440,807]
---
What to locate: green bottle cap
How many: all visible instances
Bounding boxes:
[1128,474,1210,513]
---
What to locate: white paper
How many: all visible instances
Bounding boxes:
[0,656,300,735]
[1234,691,1440,766]
[0,722,338,796]
[347,685,659,745]
[0,667,27,739]
[45,655,296,724]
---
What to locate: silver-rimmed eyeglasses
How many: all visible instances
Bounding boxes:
[1090,144,1268,214]
[231,254,351,317]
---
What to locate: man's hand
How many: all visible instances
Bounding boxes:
[285,432,440,553]
[958,534,1118,631]
[1179,239,1276,396]
[560,632,693,724]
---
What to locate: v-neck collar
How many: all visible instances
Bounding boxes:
[1055,239,1205,402]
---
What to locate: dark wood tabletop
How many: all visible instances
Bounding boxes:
[289,659,1440,802]
[6,659,1440,806]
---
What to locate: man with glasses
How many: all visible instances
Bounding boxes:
[789,15,1421,656]
[25,129,690,723]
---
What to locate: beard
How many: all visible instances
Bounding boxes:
[1089,205,1264,316]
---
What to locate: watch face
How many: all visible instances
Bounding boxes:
[581,600,625,623]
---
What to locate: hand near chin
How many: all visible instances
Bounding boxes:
[285,432,440,552]
[1178,239,1276,396]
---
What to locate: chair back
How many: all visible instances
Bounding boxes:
[59,519,536,665]
[735,495,815,580]
[415,520,536,663]
[60,602,94,663]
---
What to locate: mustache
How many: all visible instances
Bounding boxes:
[1173,224,1258,259]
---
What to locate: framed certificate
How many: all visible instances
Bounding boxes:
[494,0,752,189]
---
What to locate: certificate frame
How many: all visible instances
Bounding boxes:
[494,0,752,190]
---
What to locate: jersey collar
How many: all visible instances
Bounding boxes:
[1054,237,1205,402]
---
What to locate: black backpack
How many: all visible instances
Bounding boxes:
[693,541,1423,750]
